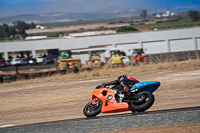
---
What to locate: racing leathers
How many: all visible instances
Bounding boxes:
[102,76,139,95]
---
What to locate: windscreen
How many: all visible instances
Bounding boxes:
[133,49,143,55]
[61,51,70,58]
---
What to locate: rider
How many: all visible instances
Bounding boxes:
[102,75,139,96]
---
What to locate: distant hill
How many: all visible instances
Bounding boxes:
[0,0,200,24]
[0,9,140,24]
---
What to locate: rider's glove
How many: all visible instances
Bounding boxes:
[102,82,107,87]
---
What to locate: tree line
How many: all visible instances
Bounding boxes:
[0,21,36,40]
[187,10,200,21]
[1,10,199,39]
[139,9,200,22]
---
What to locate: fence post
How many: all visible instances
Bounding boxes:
[193,37,199,59]
[195,50,199,59]
[16,64,19,74]
[166,39,170,52]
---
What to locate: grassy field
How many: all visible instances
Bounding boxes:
[41,16,142,27]
[27,11,200,37]
[133,20,200,30]
[41,12,188,27]
[28,19,200,37]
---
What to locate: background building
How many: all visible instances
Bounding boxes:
[0,27,200,63]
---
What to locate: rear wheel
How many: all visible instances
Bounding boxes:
[83,100,102,117]
[130,91,154,112]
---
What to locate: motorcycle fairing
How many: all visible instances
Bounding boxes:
[92,88,130,113]
[130,81,161,93]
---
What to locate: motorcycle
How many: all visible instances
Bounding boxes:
[83,81,160,117]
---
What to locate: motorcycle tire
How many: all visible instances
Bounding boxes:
[130,91,155,112]
[83,101,102,117]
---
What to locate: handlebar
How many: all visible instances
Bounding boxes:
[96,84,107,89]
[96,85,103,89]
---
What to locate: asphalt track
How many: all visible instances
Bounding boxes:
[0,106,200,133]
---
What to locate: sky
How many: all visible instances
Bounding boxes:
[0,0,55,3]
[0,0,31,3]
[0,0,43,3]
[0,0,198,4]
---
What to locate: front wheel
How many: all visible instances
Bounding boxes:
[83,100,102,117]
[130,91,155,112]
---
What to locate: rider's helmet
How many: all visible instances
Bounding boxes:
[117,75,128,81]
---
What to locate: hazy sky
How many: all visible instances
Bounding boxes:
[0,0,197,4]
[0,0,30,3]
[0,0,53,3]
[0,0,200,17]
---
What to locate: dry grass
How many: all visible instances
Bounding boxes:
[1,59,200,87]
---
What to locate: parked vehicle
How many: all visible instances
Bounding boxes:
[36,56,44,64]
[52,55,59,61]
[83,81,160,117]
[0,58,7,67]
[10,58,21,65]
[5,59,12,66]
[29,58,38,65]
[43,57,54,64]
[121,56,131,65]
[20,58,29,65]
[85,51,103,69]
[132,48,147,64]
[56,50,81,72]
[108,50,123,67]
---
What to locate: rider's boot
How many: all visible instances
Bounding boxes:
[118,92,125,103]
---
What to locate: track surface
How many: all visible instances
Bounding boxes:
[0,68,200,130]
[1,106,200,133]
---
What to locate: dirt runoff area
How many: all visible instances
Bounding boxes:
[0,59,200,132]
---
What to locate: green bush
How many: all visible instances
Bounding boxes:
[188,10,200,21]
[116,26,138,33]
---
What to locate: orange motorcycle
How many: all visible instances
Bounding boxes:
[83,81,160,117]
